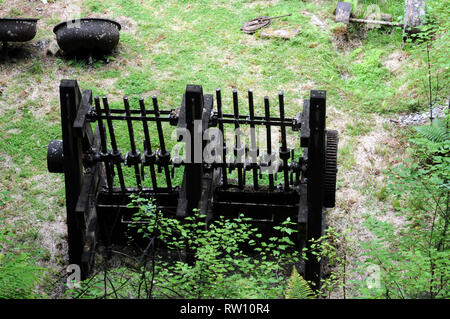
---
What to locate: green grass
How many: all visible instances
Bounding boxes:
[338,140,357,171]
[64,0,443,115]
[345,118,374,137]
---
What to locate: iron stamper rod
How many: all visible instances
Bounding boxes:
[139,98,158,189]
[123,96,142,189]
[152,96,172,191]
[232,89,244,189]
[264,96,275,191]
[278,91,290,191]
[94,96,114,191]
[102,96,126,192]
[248,89,259,190]
[216,88,228,187]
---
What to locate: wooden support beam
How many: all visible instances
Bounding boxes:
[349,18,403,27]
[305,90,327,289]
[59,80,86,269]
[176,86,214,217]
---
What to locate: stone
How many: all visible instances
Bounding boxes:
[335,2,351,24]
[33,39,49,50]
[381,13,393,22]
[259,28,299,39]
[389,100,449,127]
[46,40,60,56]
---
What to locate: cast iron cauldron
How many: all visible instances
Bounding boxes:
[0,18,39,46]
[53,18,121,56]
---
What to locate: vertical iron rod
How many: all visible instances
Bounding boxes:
[264,96,274,191]
[123,97,142,189]
[139,98,158,190]
[102,96,126,191]
[279,92,289,190]
[248,90,258,190]
[233,89,244,189]
[216,88,228,187]
[152,96,172,191]
[292,149,299,185]
[94,96,114,191]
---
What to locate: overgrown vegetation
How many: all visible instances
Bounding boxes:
[66,197,302,299]
[303,114,449,299]
[355,116,449,298]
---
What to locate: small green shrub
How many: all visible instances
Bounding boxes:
[67,197,303,299]
[305,227,352,298]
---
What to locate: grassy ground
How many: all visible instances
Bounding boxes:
[0,0,448,298]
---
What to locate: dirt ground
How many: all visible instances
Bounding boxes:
[326,108,409,297]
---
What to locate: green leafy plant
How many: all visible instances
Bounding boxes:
[304,227,352,298]
[354,117,449,299]
[67,196,302,299]
[404,0,449,117]
[285,267,316,299]
[414,118,449,144]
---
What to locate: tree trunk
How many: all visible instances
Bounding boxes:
[403,0,426,36]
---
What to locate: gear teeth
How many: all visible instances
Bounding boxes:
[324,130,338,208]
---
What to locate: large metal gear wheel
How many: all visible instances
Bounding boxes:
[324,130,338,208]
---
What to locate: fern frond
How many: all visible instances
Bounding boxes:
[0,253,43,299]
[414,118,449,143]
[285,267,316,299]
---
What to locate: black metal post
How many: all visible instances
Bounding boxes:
[123,97,142,189]
[102,96,126,191]
[264,96,274,191]
[139,98,158,190]
[279,91,290,191]
[248,90,259,190]
[153,96,172,191]
[94,96,114,191]
[232,90,244,189]
[216,88,228,187]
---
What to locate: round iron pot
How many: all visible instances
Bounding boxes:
[0,18,39,43]
[53,18,121,56]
